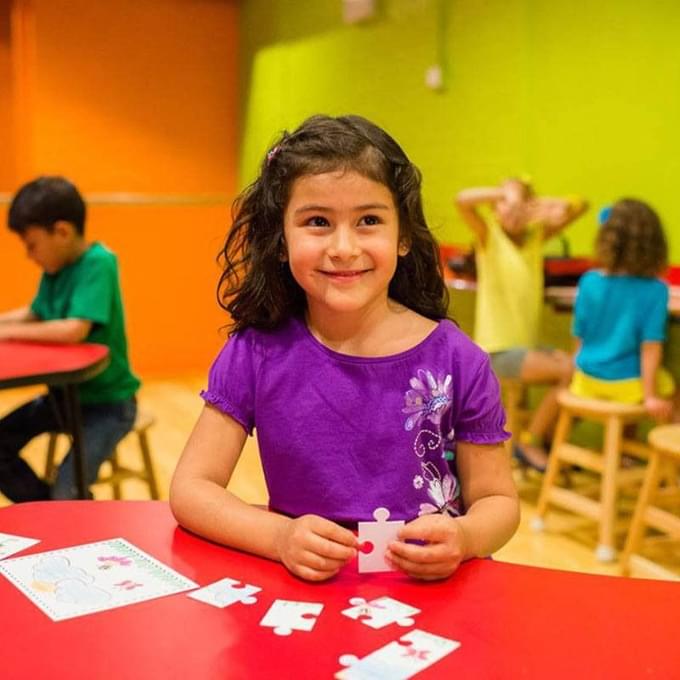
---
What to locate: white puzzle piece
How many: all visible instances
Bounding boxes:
[358,507,404,573]
[336,629,461,679]
[342,596,420,629]
[0,532,40,560]
[0,538,197,621]
[259,599,323,636]
[187,577,261,608]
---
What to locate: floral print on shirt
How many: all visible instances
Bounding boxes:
[402,369,462,517]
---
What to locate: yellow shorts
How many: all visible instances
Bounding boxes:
[570,369,675,404]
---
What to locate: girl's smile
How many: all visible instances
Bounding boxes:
[318,268,372,281]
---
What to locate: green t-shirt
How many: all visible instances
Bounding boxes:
[30,242,140,404]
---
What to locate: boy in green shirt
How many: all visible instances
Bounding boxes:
[0,176,140,501]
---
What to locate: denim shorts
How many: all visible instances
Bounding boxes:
[489,349,528,379]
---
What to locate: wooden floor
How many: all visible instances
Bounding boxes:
[0,377,675,580]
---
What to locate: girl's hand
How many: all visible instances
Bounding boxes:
[386,514,468,581]
[644,396,673,422]
[275,514,358,582]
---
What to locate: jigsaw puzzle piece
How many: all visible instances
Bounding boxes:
[358,507,404,573]
[335,629,461,679]
[259,599,324,636]
[342,596,420,629]
[187,577,261,608]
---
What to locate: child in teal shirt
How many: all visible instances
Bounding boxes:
[571,198,677,420]
[0,176,140,501]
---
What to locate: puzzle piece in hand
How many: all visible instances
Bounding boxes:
[358,507,404,573]
[342,596,420,629]
[187,577,261,609]
[259,599,324,636]
[335,628,461,679]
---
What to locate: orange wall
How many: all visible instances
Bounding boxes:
[0,6,14,189]
[1,0,239,375]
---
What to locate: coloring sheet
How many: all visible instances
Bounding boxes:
[0,532,40,560]
[0,537,198,621]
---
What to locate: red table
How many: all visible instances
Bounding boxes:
[1,501,678,679]
[0,341,110,498]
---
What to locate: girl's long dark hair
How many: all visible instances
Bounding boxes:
[218,114,449,332]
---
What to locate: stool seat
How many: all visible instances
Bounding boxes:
[533,390,651,562]
[131,410,155,434]
[648,424,680,455]
[45,408,159,500]
[556,390,648,419]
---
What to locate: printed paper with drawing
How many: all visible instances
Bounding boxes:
[0,537,197,621]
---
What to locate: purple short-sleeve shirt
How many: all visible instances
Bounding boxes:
[202,317,509,524]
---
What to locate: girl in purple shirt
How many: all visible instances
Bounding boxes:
[170,115,519,582]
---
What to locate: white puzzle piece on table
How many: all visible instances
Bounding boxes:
[259,599,323,636]
[358,507,404,573]
[187,577,261,608]
[335,629,461,679]
[342,596,420,629]
[0,532,40,560]
[0,538,197,621]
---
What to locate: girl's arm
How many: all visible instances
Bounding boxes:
[387,442,519,580]
[454,187,505,246]
[641,340,673,421]
[170,404,357,581]
[531,195,588,240]
[170,404,288,560]
[451,441,520,557]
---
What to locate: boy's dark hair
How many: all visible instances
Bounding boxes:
[218,114,449,331]
[596,198,667,278]
[8,176,86,236]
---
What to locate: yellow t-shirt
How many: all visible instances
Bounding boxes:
[474,219,544,353]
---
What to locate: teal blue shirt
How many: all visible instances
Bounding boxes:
[573,270,669,380]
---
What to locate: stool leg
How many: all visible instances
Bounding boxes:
[109,449,122,500]
[45,433,59,482]
[533,408,572,528]
[597,415,622,562]
[620,450,661,576]
[138,431,160,500]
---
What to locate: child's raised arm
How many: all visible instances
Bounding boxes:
[531,195,589,240]
[454,186,506,246]
[170,405,358,581]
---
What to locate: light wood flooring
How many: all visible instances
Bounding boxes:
[0,377,675,579]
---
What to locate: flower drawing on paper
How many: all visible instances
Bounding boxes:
[97,555,133,570]
[402,370,452,431]
[114,580,143,591]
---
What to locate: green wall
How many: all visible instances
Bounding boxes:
[240,0,680,260]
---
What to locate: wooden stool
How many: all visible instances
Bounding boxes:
[45,410,160,500]
[499,378,531,453]
[620,424,680,580]
[532,390,651,561]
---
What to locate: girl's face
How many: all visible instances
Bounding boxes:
[282,169,408,322]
